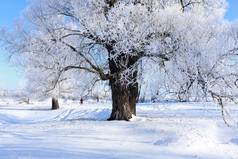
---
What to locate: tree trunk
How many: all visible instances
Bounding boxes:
[107,52,139,121]
[52,97,59,110]
[108,78,138,121]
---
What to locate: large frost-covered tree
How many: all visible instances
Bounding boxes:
[1,0,238,121]
[137,9,238,103]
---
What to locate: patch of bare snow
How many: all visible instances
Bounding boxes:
[0,99,238,159]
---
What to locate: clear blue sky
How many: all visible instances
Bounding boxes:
[0,0,29,89]
[0,0,237,90]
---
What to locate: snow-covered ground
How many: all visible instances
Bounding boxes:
[0,99,238,159]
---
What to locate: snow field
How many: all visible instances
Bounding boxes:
[0,99,238,159]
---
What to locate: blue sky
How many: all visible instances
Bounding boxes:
[0,0,237,90]
[0,0,29,89]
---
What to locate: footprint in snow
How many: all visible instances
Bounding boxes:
[154,138,174,146]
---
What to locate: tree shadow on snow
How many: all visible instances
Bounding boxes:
[230,138,238,145]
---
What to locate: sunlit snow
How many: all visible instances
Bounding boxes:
[0,99,237,159]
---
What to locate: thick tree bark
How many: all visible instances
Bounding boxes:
[107,50,139,120]
[52,97,59,110]
[108,78,138,121]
